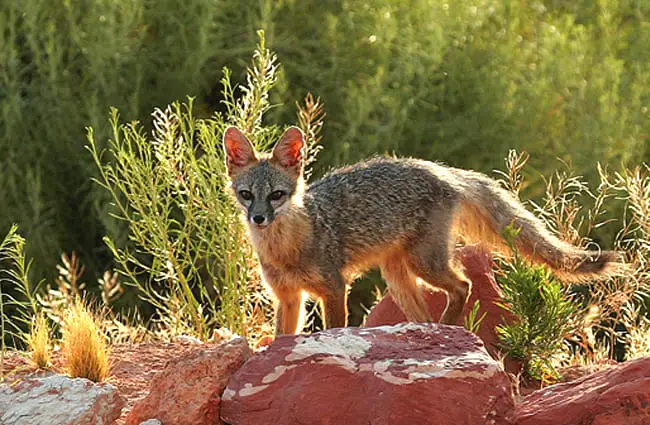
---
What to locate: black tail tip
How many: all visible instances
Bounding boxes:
[576,250,626,276]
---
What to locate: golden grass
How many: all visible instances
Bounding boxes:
[626,318,650,360]
[28,312,51,369]
[61,299,109,382]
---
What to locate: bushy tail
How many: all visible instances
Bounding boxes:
[452,169,625,282]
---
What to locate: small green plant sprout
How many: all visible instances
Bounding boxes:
[496,225,576,382]
[1,224,40,378]
[62,299,110,382]
[464,300,487,334]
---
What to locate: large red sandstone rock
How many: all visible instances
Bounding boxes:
[512,357,650,425]
[366,245,520,373]
[126,337,251,425]
[0,374,125,425]
[221,323,514,425]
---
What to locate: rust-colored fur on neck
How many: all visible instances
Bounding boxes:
[248,203,311,268]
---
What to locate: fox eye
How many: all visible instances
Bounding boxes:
[238,190,253,201]
[269,190,285,201]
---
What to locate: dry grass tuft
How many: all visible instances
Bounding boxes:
[296,92,326,182]
[625,315,650,360]
[62,299,110,382]
[28,312,51,369]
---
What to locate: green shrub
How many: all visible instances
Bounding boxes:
[268,0,649,181]
[496,227,576,380]
[464,300,488,334]
[0,0,248,281]
[87,33,325,341]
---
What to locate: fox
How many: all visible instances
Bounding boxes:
[223,126,625,335]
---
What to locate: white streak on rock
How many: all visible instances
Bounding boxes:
[315,356,358,373]
[139,420,162,425]
[238,383,269,397]
[285,329,371,363]
[366,351,499,385]
[261,365,298,384]
[370,322,431,334]
[221,388,236,401]
[371,360,414,385]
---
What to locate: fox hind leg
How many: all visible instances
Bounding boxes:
[406,251,471,325]
[406,211,472,325]
[431,269,471,325]
[381,254,433,323]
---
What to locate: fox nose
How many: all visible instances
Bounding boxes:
[252,215,265,225]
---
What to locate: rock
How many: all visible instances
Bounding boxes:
[0,374,125,425]
[126,337,251,425]
[221,323,514,425]
[512,357,650,425]
[556,360,617,383]
[366,245,521,374]
[109,340,219,423]
[138,420,162,425]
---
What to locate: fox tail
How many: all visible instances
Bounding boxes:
[453,170,625,282]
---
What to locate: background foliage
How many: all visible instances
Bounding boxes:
[1,0,648,323]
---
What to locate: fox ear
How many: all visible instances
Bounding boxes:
[271,127,304,176]
[223,127,257,175]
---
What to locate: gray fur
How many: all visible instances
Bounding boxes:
[227,144,624,334]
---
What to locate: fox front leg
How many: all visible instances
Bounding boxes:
[319,273,348,329]
[274,289,305,335]
[321,290,348,329]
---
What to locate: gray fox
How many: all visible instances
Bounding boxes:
[223,126,624,335]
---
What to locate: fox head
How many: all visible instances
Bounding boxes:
[223,126,305,229]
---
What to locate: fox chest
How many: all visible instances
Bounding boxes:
[248,217,311,266]
[259,262,323,293]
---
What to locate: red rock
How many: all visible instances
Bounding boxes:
[512,357,650,425]
[126,337,251,425]
[221,323,514,425]
[0,374,125,425]
[366,245,520,373]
